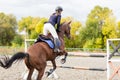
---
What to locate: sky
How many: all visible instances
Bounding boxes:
[0,0,120,23]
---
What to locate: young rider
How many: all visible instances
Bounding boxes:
[43,6,63,52]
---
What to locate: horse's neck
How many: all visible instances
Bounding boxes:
[58,24,65,39]
[58,32,64,40]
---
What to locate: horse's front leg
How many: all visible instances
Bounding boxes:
[46,60,56,77]
[61,51,68,64]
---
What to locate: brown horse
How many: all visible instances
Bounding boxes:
[0,21,71,80]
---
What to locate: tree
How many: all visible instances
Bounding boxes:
[12,34,24,47]
[18,16,47,39]
[35,17,48,34]
[79,6,117,49]
[0,12,17,46]
[117,21,120,37]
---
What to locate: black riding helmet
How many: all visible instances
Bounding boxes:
[55,6,63,11]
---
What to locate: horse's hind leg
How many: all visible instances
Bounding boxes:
[27,67,34,80]
[25,59,34,80]
[36,62,47,80]
[37,68,45,80]
[37,63,46,80]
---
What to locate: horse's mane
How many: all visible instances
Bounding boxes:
[60,22,66,27]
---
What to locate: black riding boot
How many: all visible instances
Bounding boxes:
[56,27,61,32]
[54,38,60,52]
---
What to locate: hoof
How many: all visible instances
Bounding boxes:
[45,71,51,77]
[61,59,66,64]
[45,69,53,77]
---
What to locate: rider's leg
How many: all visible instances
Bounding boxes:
[43,23,49,35]
[44,23,60,52]
[53,38,60,52]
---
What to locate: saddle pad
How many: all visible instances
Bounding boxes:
[37,37,61,49]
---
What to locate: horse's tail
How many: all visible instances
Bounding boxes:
[0,52,29,69]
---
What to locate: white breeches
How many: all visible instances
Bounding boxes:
[43,23,58,39]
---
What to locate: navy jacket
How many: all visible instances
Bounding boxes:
[48,13,61,28]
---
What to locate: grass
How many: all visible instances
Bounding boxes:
[0,47,24,55]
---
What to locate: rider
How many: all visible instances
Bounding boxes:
[43,6,63,52]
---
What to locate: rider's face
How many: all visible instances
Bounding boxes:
[56,10,62,15]
[59,11,62,14]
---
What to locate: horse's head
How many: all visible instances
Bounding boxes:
[60,21,71,39]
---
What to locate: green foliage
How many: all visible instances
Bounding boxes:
[117,21,120,37]
[35,17,48,34]
[83,39,94,48]
[12,34,24,47]
[79,5,117,49]
[18,16,33,32]
[1,5,120,50]
[18,17,47,39]
[18,16,39,38]
[30,31,38,39]
[0,12,17,46]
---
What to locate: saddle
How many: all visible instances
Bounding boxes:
[35,34,61,49]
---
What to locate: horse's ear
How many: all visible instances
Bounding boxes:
[67,21,72,24]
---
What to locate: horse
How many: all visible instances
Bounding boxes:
[0,21,71,80]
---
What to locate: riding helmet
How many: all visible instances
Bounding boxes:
[55,6,63,11]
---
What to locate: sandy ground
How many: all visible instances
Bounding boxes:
[0,54,107,80]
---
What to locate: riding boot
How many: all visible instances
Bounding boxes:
[56,27,61,32]
[54,38,60,53]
